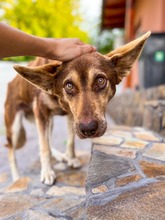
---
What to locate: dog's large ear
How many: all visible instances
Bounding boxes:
[13,61,62,95]
[105,31,151,84]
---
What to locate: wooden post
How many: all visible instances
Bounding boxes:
[124,0,135,89]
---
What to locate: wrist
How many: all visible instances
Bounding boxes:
[38,38,59,60]
[30,36,48,58]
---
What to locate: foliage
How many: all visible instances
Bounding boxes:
[0,0,89,61]
[91,30,114,54]
[90,27,124,55]
[86,16,114,55]
[3,56,34,62]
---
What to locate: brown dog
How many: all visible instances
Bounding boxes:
[4,32,150,185]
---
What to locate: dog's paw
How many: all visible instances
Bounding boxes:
[40,168,56,185]
[13,173,20,182]
[67,158,81,168]
[51,148,67,162]
[51,149,81,168]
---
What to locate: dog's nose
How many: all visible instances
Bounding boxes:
[79,120,98,137]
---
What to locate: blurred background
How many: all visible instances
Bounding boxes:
[0,0,165,177]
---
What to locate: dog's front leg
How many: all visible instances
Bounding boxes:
[33,101,56,185]
[36,116,56,185]
[51,115,81,168]
[65,115,81,168]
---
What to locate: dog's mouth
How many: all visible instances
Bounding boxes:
[74,120,107,139]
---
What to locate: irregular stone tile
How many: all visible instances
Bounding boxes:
[4,213,24,220]
[93,136,123,146]
[115,174,142,187]
[5,177,31,193]
[109,125,133,131]
[0,172,8,184]
[86,175,110,193]
[47,185,85,196]
[56,171,87,187]
[106,130,132,138]
[140,160,165,178]
[64,202,86,220]
[143,143,165,161]
[92,185,108,194]
[0,194,44,219]
[86,181,165,220]
[28,159,41,171]
[134,131,161,141]
[106,178,115,190]
[0,186,7,194]
[133,127,146,132]
[121,138,148,149]
[93,145,137,159]
[30,188,44,196]
[24,210,58,220]
[86,151,135,192]
[43,196,84,213]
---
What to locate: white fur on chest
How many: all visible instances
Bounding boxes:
[40,92,58,110]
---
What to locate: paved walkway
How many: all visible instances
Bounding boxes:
[86,125,165,220]
[0,125,165,219]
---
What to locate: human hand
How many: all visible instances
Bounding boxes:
[43,38,96,61]
[0,23,96,60]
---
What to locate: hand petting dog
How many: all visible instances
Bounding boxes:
[0,23,96,61]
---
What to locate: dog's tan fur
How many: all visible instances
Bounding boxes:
[4,32,151,185]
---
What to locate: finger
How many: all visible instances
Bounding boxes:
[74,39,97,51]
[80,45,97,54]
[74,38,85,45]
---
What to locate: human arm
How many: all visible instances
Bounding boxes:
[0,23,96,61]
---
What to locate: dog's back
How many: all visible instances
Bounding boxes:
[4,57,63,149]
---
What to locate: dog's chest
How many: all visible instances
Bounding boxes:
[40,92,67,116]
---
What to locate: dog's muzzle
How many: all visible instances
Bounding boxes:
[79,120,98,137]
[75,119,107,138]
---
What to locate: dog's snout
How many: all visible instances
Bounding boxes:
[79,120,98,137]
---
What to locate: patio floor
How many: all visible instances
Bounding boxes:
[0,125,165,219]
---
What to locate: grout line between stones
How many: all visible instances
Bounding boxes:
[132,158,146,179]
[86,177,158,207]
[134,142,153,161]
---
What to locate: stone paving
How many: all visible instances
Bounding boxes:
[0,150,90,220]
[86,125,165,220]
[0,125,165,219]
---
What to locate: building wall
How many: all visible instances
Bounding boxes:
[108,84,165,136]
[128,0,165,89]
[134,0,165,33]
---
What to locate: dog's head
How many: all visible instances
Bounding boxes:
[14,32,150,138]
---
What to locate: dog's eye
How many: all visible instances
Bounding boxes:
[64,82,76,95]
[66,82,73,90]
[96,77,107,88]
